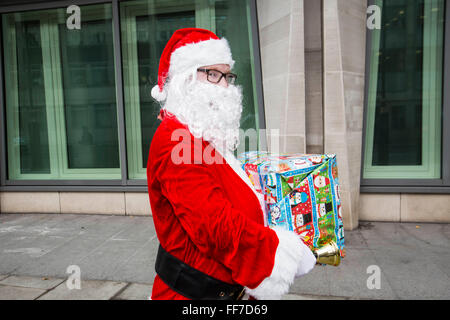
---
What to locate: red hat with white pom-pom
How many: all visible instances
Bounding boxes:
[150,28,235,102]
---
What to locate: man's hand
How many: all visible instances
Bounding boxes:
[296,240,316,277]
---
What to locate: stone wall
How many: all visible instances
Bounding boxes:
[0,192,151,216]
[257,0,307,154]
[257,0,367,230]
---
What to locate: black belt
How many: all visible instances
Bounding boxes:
[155,244,245,300]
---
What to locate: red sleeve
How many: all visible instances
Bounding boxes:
[153,126,279,289]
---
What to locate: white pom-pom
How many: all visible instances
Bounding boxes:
[151,85,167,102]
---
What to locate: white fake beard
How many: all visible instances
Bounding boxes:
[162,71,243,153]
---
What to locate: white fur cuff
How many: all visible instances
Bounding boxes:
[245,227,315,300]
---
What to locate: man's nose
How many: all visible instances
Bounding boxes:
[219,76,228,88]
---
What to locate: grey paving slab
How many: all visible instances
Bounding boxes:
[0,214,60,244]
[290,262,331,297]
[326,248,398,299]
[369,246,450,300]
[0,285,46,300]
[291,247,397,300]
[27,214,104,238]
[1,233,74,257]
[359,222,450,254]
[73,215,142,240]
[0,275,65,290]
[72,238,147,281]
[282,293,348,300]
[109,237,159,284]
[397,223,450,252]
[0,214,86,256]
[113,283,153,300]
[0,234,74,275]
[0,213,35,224]
[343,229,368,249]
[0,214,147,278]
[357,221,450,299]
[0,213,53,227]
[37,279,128,300]
[111,216,155,242]
[429,252,450,279]
[1,214,448,300]
[10,237,107,278]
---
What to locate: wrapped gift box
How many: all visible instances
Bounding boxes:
[238,151,345,258]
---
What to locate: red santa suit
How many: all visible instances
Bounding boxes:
[146,28,316,300]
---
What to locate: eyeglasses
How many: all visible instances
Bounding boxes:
[197,68,237,85]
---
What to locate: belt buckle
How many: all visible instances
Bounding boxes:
[235,287,246,300]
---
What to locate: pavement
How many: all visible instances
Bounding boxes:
[0,213,449,300]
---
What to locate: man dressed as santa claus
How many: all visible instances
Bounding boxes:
[147,28,316,300]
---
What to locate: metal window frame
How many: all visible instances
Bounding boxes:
[0,0,266,192]
[360,0,450,194]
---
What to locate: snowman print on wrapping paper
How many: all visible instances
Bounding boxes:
[289,189,308,207]
[316,202,334,219]
[295,211,313,228]
[270,205,281,226]
[313,173,333,219]
[290,188,312,218]
[338,223,345,240]
[290,187,314,242]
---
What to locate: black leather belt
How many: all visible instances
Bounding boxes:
[155,244,245,300]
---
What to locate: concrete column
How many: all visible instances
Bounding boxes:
[257,0,306,154]
[304,0,324,154]
[322,0,367,230]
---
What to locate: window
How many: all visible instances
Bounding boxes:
[3,3,121,180]
[362,0,445,180]
[1,0,262,183]
[121,0,261,179]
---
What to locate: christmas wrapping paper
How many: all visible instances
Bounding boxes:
[238,151,345,258]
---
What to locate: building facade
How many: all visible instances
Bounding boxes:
[0,0,449,230]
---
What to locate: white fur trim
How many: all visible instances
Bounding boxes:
[169,38,235,76]
[245,227,316,300]
[220,150,268,226]
[151,85,167,101]
[222,151,260,199]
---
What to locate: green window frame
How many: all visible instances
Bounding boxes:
[121,0,261,180]
[0,0,265,188]
[3,4,122,180]
[362,0,445,180]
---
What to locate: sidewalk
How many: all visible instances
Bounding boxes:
[0,213,448,300]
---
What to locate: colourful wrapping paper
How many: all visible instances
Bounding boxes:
[238,151,345,258]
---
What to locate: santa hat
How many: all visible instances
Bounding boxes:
[151,28,235,102]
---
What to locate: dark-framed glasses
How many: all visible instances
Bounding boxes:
[197,68,237,85]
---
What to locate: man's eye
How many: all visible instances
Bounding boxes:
[208,71,221,79]
[226,74,236,83]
